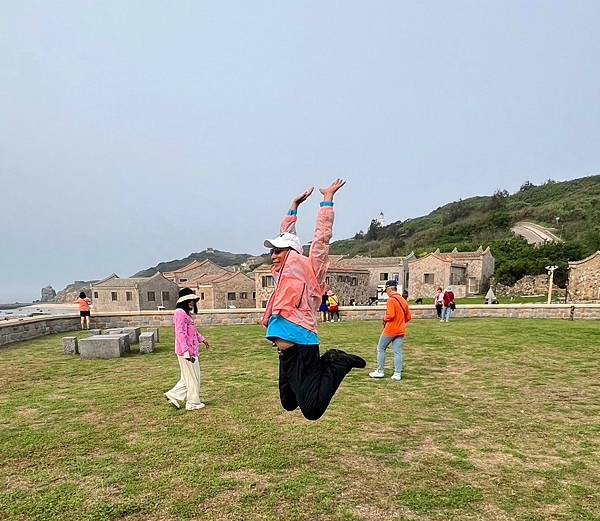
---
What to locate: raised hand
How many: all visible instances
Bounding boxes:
[319,179,346,202]
[291,187,314,210]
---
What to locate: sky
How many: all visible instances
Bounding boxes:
[1,1,599,303]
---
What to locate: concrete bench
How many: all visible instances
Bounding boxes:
[63,336,78,355]
[88,329,102,336]
[139,332,155,354]
[79,334,130,359]
[105,327,140,345]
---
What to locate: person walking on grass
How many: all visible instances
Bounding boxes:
[76,291,92,330]
[164,288,211,411]
[434,287,444,319]
[369,280,412,381]
[442,286,455,322]
[262,179,366,421]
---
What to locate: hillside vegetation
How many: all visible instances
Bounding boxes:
[133,249,256,278]
[331,175,600,286]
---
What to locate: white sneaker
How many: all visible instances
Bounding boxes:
[369,370,385,378]
[439,319,444,322]
[185,402,206,411]
[391,373,402,381]
[163,392,180,409]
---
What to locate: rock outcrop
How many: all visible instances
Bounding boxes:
[40,285,56,302]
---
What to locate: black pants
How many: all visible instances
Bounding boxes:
[278,344,352,421]
[435,303,443,318]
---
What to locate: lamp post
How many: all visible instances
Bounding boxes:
[545,265,558,304]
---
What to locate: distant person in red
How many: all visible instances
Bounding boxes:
[442,287,455,322]
[76,291,92,330]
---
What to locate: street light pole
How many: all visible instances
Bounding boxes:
[545,265,558,304]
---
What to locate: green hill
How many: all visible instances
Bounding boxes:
[133,249,256,278]
[331,175,600,287]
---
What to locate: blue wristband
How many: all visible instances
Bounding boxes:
[287,209,297,216]
[320,201,334,207]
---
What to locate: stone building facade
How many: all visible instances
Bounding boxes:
[568,251,600,302]
[190,272,256,310]
[408,247,495,299]
[91,273,179,312]
[339,253,416,299]
[163,259,256,309]
[253,262,370,308]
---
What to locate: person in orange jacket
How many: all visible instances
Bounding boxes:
[369,280,412,381]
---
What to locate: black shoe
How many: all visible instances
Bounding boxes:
[323,348,366,369]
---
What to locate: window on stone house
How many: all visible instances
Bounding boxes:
[351,277,358,286]
[227,292,236,300]
[326,276,330,284]
[252,292,256,299]
[200,293,205,300]
[179,278,187,282]
[380,273,389,281]
[111,292,118,301]
[126,291,132,301]
[337,275,344,282]
[240,292,248,299]
[262,276,274,288]
[424,273,434,284]
[93,291,98,299]
[162,291,170,301]
[147,291,156,301]
[392,273,399,281]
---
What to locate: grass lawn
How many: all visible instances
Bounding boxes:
[1,319,599,521]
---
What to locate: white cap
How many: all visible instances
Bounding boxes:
[264,232,303,254]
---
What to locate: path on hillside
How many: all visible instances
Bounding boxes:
[511,221,563,245]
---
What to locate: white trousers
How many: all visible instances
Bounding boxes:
[167,356,202,406]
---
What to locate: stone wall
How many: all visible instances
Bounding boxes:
[568,253,600,302]
[325,269,370,305]
[2,304,599,347]
[495,274,566,298]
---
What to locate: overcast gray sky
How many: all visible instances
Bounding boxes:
[1,1,599,303]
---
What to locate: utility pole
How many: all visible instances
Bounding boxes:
[545,265,558,304]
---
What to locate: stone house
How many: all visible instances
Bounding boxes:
[163,259,255,309]
[408,247,495,299]
[91,273,179,312]
[253,261,370,308]
[567,251,600,302]
[188,271,256,309]
[339,253,416,299]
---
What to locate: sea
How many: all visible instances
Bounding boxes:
[0,305,77,320]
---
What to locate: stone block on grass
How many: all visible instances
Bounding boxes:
[139,332,155,354]
[88,329,102,336]
[79,334,130,359]
[63,336,78,355]
[144,327,160,342]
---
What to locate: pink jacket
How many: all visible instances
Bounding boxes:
[262,205,333,333]
[173,308,205,357]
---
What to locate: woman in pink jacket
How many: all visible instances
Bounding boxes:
[262,179,366,421]
[164,288,210,411]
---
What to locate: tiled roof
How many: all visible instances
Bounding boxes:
[94,276,150,288]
